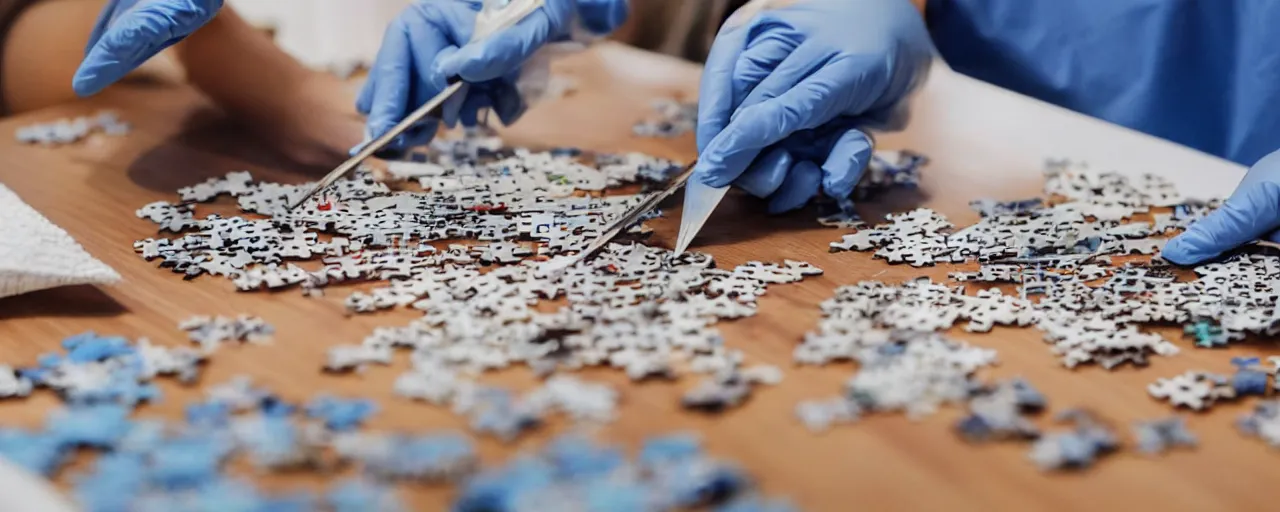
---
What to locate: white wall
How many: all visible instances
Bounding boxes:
[227,0,410,69]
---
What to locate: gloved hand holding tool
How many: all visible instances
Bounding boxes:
[358,0,629,155]
[677,0,933,252]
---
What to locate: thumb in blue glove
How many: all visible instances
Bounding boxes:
[694,0,932,212]
[1163,150,1280,265]
[73,0,224,97]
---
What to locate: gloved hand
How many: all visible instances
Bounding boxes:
[695,0,933,213]
[357,0,628,155]
[1163,150,1280,265]
[73,0,224,97]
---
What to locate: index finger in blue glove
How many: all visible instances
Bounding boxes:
[362,16,417,154]
[1162,182,1280,265]
[695,24,750,155]
[768,159,822,214]
[73,0,223,97]
[732,31,800,103]
[820,128,874,199]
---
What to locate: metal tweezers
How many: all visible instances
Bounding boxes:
[540,160,696,273]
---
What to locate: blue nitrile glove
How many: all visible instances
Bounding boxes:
[357,0,628,155]
[73,0,223,97]
[1163,150,1280,265]
[695,0,933,213]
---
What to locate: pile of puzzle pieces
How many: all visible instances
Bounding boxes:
[826,160,1278,370]
[116,106,1280,485]
[0,329,790,511]
[454,433,794,512]
[133,129,926,419]
[14,111,130,146]
[796,158,1280,470]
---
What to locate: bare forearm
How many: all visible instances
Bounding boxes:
[174,7,314,119]
[173,7,362,166]
[1,0,103,113]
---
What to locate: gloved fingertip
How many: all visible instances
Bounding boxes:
[71,73,101,98]
[71,54,122,97]
[734,148,792,198]
[821,130,875,199]
[494,95,526,126]
[768,161,821,214]
[693,161,735,188]
[1159,235,1205,266]
[767,193,807,215]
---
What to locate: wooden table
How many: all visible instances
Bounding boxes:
[0,43,1272,511]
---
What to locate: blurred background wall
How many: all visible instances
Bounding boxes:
[222,0,715,70]
[227,0,409,70]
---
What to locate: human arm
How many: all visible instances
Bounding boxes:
[1162,150,1280,265]
[172,6,364,166]
[1,0,106,114]
[693,0,933,213]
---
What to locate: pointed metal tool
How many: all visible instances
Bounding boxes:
[673,177,729,255]
[540,161,697,274]
[285,0,546,212]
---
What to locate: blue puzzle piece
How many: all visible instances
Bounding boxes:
[73,453,147,512]
[465,388,542,442]
[454,456,556,512]
[46,404,133,449]
[234,415,314,469]
[327,478,405,512]
[0,429,66,476]
[1231,357,1262,370]
[584,481,655,512]
[62,332,136,363]
[186,401,233,428]
[117,420,166,454]
[259,396,296,417]
[1233,368,1269,396]
[651,458,750,507]
[305,395,377,431]
[545,435,624,480]
[1183,320,1230,348]
[64,374,160,407]
[133,478,314,512]
[639,433,702,467]
[364,432,477,480]
[716,497,799,512]
[148,434,234,490]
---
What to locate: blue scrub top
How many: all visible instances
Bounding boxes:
[927,0,1280,166]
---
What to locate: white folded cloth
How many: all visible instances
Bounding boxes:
[0,183,120,299]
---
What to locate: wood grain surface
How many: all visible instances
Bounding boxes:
[0,43,1274,511]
